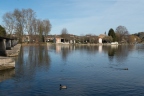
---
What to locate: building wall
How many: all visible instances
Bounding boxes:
[99,38,102,43]
[56,38,62,43]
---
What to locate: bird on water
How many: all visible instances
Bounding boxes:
[60,84,67,89]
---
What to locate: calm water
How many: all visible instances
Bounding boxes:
[0,44,144,96]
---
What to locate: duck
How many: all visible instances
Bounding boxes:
[115,68,128,70]
[123,68,128,70]
[60,84,67,89]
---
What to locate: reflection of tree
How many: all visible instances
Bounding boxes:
[75,45,98,55]
[108,48,115,56]
[136,44,144,54]
[48,45,99,60]
[48,44,135,64]
[115,45,129,63]
[107,45,135,64]
[107,45,118,62]
[15,46,25,79]
[60,45,99,60]
[61,45,72,61]
[38,46,43,65]
[37,46,50,67]
[29,45,51,69]
[15,45,51,82]
[108,56,114,62]
[107,45,118,56]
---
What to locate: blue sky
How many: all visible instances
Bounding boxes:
[0,0,144,35]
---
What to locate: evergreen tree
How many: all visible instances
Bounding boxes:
[0,25,6,37]
[108,28,116,42]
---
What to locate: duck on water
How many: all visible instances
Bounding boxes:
[60,84,67,90]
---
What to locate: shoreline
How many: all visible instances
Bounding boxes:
[22,42,141,46]
[0,44,21,71]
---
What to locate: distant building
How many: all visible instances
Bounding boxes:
[44,35,55,42]
[22,34,103,44]
[98,38,102,43]
[22,35,30,42]
[98,34,106,43]
[53,35,63,43]
[22,35,40,43]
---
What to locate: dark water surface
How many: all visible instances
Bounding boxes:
[0,44,144,96]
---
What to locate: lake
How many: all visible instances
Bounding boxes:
[0,44,144,96]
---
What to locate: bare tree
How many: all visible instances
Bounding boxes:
[36,19,44,42]
[2,12,15,37]
[13,9,25,43]
[43,19,51,42]
[23,8,36,42]
[79,35,86,44]
[115,25,129,43]
[2,8,52,43]
[61,28,69,42]
[90,35,98,44]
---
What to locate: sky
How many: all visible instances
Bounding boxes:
[0,0,144,35]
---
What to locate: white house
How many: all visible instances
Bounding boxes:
[98,34,106,44]
[98,38,102,43]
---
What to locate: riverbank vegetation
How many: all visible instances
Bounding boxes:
[0,25,6,37]
[1,8,144,44]
[2,8,51,43]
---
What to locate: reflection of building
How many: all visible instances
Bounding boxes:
[56,44,61,53]
[55,44,73,53]
[98,45,102,52]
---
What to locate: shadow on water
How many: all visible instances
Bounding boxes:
[0,69,15,82]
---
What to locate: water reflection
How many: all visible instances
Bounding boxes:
[15,45,51,81]
[47,44,75,60]
[47,44,139,64]
[136,44,144,54]
[0,69,15,82]
[108,45,118,56]
[1,44,144,96]
[98,45,102,53]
